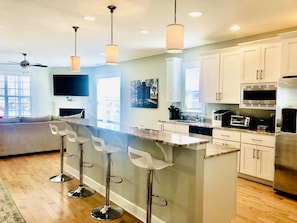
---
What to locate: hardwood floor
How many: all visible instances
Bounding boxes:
[0,152,296,223]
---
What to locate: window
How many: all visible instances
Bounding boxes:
[182,63,205,113]
[96,75,121,124]
[0,75,31,117]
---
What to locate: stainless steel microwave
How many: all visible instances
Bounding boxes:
[240,83,277,109]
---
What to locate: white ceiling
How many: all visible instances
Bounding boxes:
[0,0,297,68]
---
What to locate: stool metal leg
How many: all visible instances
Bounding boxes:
[146,169,154,223]
[68,144,95,198]
[49,135,73,183]
[90,153,124,220]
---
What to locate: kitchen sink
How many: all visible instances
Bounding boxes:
[175,120,197,123]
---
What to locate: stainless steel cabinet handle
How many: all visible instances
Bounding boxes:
[251,138,262,142]
[253,149,256,159]
[221,134,230,137]
[260,69,263,79]
[257,149,260,159]
[256,70,259,80]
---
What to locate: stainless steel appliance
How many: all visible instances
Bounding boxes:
[240,83,277,109]
[189,125,213,142]
[230,115,250,128]
[211,110,232,127]
[274,76,297,195]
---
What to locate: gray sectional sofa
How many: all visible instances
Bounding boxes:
[0,115,66,156]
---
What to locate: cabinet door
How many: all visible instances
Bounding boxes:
[199,54,220,103]
[163,123,176,133]
[166,57,182,102]
[175,124,189,135]
[281,37,297,76]
[260,42,281,82]
[219,51,241,103]
[241,45,261,83]
[240,143,257,176]
[257,146,275,181]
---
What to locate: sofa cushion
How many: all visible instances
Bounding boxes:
[0,117,20,123]
[20,115,51,122]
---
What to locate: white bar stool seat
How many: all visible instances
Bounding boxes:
[90,135,124,221]
[128,146,173,223]
[48,124,73,183]
[66,129,95,198]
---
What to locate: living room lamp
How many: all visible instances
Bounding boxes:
[106,5,119,65]
[70,26,80,72]
[166,0,184,53]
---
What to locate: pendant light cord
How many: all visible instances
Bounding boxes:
[108,5,116,44]
[72,26,79,56]
[174,0,177,24]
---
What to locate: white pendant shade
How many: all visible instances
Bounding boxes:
[106,44,119,65]
[166,23,184,53]
[70,56,80,72]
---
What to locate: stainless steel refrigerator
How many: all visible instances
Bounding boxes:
[274,76,297,195]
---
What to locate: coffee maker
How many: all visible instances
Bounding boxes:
[168,105,180,120]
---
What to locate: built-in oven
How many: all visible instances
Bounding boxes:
[189,125,213,142]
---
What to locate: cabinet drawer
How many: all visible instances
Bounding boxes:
[163,123,176,132]
[213,129,241,142]
[175,124,189,134]
[241,132,275,147]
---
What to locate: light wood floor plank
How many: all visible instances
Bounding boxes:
[0,152,297,223]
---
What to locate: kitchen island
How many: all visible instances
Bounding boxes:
[63,118,238,223]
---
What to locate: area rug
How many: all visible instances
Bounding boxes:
[0,179,26,223]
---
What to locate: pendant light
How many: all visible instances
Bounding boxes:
[166,0,184,53]
[106,5,119,65]
[70,26,80,71]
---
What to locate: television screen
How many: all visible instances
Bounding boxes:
[53,74,89,96]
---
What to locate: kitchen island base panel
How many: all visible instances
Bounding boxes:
[64,120,238,223]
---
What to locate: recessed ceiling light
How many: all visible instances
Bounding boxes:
[84,16,96,21]
[230,25,240,31]
[140,29,149,34]
[189,11,202,17]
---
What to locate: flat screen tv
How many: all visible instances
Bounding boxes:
[53,74,89,96]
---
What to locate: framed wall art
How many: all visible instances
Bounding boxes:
[130,78,158,108]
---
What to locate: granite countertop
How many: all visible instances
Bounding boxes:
[62,118,209,149]
[205,143,240,159]
[160,119,276,136]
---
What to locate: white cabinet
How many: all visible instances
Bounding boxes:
[213,129,241,171]
[240,132,275,181]
[166,57,182,102]
[240,40,281,83]
[161,122,189,135]
[200,48,241,104]
[281,36,297,76]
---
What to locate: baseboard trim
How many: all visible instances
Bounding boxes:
[65,164,165,223]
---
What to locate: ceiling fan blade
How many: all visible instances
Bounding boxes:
[4,61,19,65]
[31,63,48,68]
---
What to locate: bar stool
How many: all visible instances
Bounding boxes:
[90,135,124,220]
[65,129,95,198]
[48,123,73,183]
[128,146,173,223]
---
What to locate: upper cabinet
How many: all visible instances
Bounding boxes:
[240,38,281,83]
[166,57,182,102]
[199,48,241,104]
[279,31,297,76]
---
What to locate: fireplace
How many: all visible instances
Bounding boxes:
[59,108,85,118]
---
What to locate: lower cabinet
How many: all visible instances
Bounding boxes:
[240,133,275,181]
[213,129,241,171]
[160,122,189,135]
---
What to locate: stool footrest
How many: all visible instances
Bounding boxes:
[109,175,123,184]
[64,152,73,157]
[90,205,124,220]
[152,194,168,207]
[83,162,94,168]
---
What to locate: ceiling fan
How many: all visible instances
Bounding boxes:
[4,53,48,68]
